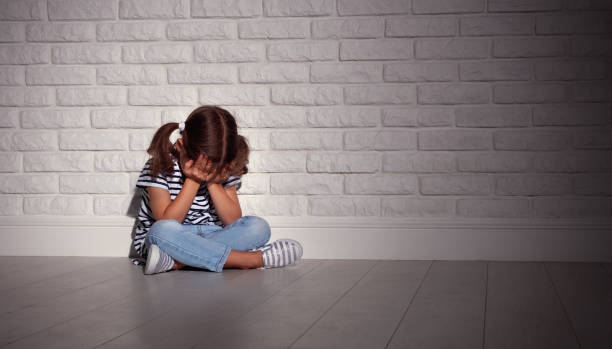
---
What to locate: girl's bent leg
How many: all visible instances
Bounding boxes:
[147,219,231,273]
[204,215,272,251]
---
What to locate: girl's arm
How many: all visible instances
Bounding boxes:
[148,177,201,222]
[206,183,242,226]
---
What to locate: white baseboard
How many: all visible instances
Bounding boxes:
[0,216,611,262]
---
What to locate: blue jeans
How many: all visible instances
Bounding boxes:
[146,215,271,273]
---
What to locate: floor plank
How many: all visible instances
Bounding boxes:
[190,260,379,349]
[93,260,322,349]
[546,262,612,349]
[0,257,60,277]
[386,260,486,349]
[484,262,581,349]
[288,260,431,349]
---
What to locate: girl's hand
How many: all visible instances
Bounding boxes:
[181,153,231,185]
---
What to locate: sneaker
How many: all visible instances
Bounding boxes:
[144,244,175,275]
[253,239,303,269]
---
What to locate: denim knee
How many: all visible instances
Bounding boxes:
[243,215,271,246]
[148,219,181,245]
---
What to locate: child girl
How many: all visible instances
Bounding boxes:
[131,105,303,275]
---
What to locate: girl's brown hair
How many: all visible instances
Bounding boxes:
[146,105,250,180]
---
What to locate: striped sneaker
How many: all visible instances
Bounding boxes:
[144,244,175,275]
[254,239,303,269]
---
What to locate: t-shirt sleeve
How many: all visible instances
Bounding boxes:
[222,175,242,191]
[136,158,169,191]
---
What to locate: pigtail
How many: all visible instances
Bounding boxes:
[231,135,250,176]
[147,122,180,177]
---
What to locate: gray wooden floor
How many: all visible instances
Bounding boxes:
[0,257,611,349]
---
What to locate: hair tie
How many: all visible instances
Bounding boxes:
[178,121,185,132]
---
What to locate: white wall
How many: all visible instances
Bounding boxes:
[0,0,611,259]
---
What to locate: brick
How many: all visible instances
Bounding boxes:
[129,130,156,151]
[536,14,609,35]
[418,83,489,104]
[0,22,25,42]
[26,23,94,42]
[12,131,58,151]
[57,87,126,106]
[338,0,411,15]
[248,151,305,172]
[312,18,384,39]
[168,64,236,84]
[264,0,334,16]
[312,63,382,83]
[199,86,268,106]
[309,196,379,216]
[307,152,380,173]
[231,107,306,128]
[383,151,456,172]
[128,86,196,106]
[122,43,191,63]
[0,87,53,107]
[455,106,530,127]
[24,196,90,215]
[533,104,609,126]
[94,195,136,215]
[97,65,165,85]
[386,17,456,37]
[345,130,417,150]
[535,60,606,81]
[119,0,188,19]
[0,109,19,128]
[234,130,269,150]
[571,82,609,102]
[238,20,309,39]
[382,107,454,127]
[191,0,262,17]
[574,175,612,195]
[494,130,571,150]
[384,62,457,82]
[457,198,531,218]
[0,0,45,20]
[533,197,609,218]
[497,175,572,196]
[167,21,236,40]
[305,107,379,127]
[92,109,161,128]
[52,44,120,64]
[270,130,343,150]
[382,197,453,217]
[419,129,491,150]
[0,174,58,193]
[97,22,164,42]
[271,173,343,194]
[341,39,412,60]
[413,0,483,13]
[488,0,563,12]
[459,61,531,81]
[493,38,565,57]
[229,173,267,194]
[94,152,149,172]
[271,86,342,106]
[24,152,92,172]
[420,175,492,195]
[195,42,264,62]
[21,109,88,130]
[574,130,612,149]
[49,0,116,20]
[60,131,127,150]
[415,38,489,59]
[26,66,95,85]
[571,37,612,57]
[0,66,24,85]
[345,85,416,105]
[239,64,308,83]
[60,174,128,194]
[346,174,417,194]
[0,45,49,64]
[567,0,612,10]
[268,41,338,62]
[494,83,566,103]
[240,196,305,216]
[458,151,532,172]
[0,153,21,172]
[0,196,21,215]
[460,15,533,36]
[534,151,612,173]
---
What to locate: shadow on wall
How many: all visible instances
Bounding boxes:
[126,188,144,260]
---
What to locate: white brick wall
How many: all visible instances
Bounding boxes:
[0,0,610,218]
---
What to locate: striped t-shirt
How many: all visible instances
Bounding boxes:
[131,154,242,265]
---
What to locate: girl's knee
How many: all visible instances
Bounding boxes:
[149,219,181,241]
[243,215,271,244]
